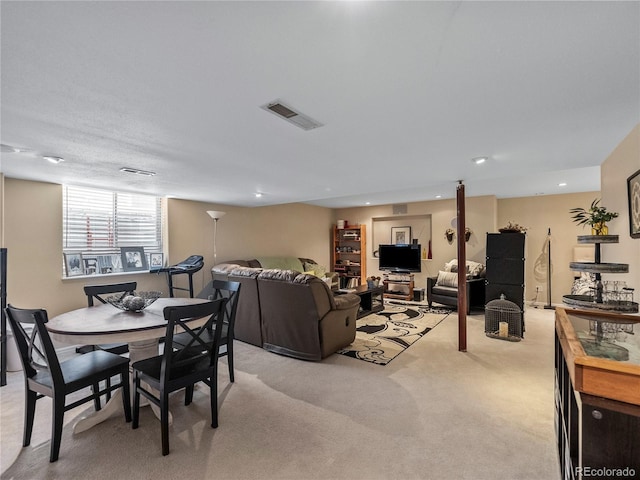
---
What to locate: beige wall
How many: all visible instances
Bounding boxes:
[166,199,334,296]
[1,180,335,317]
[3,179,168,317]
[336,192,600,303]
[2,125,637,318]
[601,123,640,290]
[0,173,4,244]
[335,195,497,291]
[497,191,599,305]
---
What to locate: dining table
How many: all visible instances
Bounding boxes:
[47,297,210,433]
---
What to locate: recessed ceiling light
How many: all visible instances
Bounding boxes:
[435,195,442,199]
[119,167,156,176]
[43,155,64,164]
[472,157,487,165]
[365,202,371,205]
[558,182,567,187]
[254,192,263,198]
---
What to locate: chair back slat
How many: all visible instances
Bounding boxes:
[160,299,227,383]
[84,282,137,306]
[5,305,64,383]
[211,280,241,339]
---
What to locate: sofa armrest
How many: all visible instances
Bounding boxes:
[333,293,360,310]
[426,276,438,306]
[319,294,360,358]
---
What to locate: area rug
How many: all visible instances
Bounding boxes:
[337,303,453,365]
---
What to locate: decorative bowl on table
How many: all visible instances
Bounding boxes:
[106,291,163,312]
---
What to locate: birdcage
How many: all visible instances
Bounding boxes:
[485,294,523,341]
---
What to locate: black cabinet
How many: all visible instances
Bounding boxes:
[485,232,525,309]
[486,232,525,335]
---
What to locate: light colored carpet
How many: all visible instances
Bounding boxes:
[337,304,452,364]
[0,307,561,480]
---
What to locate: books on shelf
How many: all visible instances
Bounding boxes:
[346,277,359,289]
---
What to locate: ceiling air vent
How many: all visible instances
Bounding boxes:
[120,167,156,176]
[260,100,323,131]
[392,204,408,215]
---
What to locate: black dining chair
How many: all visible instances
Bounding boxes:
[5,304,132,462]
[76,281,137,356]
[172,280,241,382]
[131,299,227,456]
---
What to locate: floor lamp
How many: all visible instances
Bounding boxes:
[207,210,226,265]
[544,228,555,310]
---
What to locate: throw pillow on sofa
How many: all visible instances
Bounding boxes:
[303,261,327,278]
[436,270,458,288]
[444,259,485,278]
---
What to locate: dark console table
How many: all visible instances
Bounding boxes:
[336,285,384,319]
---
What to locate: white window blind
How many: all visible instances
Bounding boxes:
[63,185,162,258]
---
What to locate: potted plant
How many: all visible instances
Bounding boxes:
[569,198,618,235]
[499,221,527,233]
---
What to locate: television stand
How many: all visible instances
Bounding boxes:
[383,272,414,301]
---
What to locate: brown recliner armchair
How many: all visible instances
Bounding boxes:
[257,270,360,361]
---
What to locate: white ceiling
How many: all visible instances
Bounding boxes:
[1,1,638,208]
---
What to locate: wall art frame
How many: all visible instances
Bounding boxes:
[628,168,640,238]
[391,226,411,245]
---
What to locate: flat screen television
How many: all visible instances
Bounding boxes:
[378,244,421,272]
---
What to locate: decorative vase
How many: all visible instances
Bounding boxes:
[591,223,608,235]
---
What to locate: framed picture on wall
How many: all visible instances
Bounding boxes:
[121,247,148,272]
[628,169,640,238]
[391,226,411,245]
[64,253,84,277]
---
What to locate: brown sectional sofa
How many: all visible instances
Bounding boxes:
[211,259,360,361]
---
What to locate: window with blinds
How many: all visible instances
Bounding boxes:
[62,185,163,276]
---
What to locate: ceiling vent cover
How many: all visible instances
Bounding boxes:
[260,100,323,131]
[392,204,408,215]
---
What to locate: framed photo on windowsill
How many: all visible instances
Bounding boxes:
[149,253,164,269]
[64,253,84,277]
[83,256,98,275]
[121,247,148,272]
